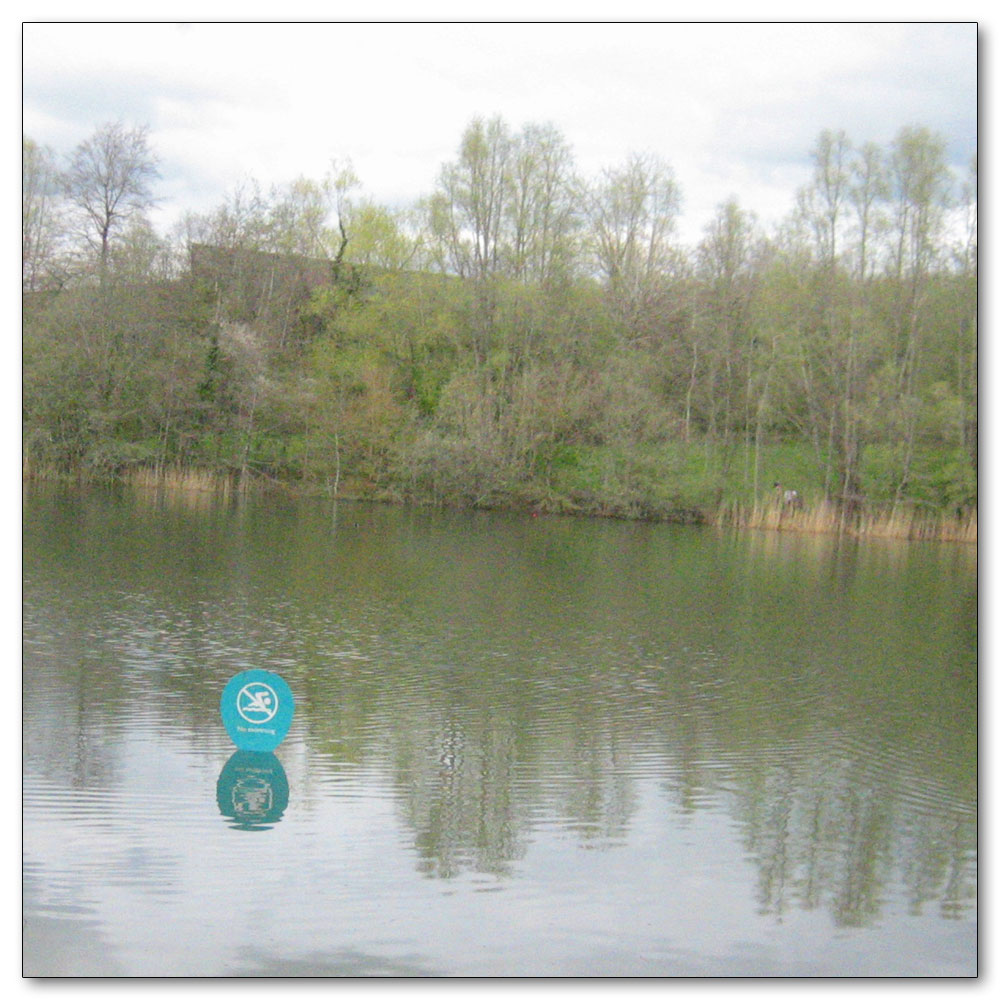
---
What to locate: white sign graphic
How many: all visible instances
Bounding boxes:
[237,681,279,724]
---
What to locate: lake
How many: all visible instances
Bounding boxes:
[22,484,978,977]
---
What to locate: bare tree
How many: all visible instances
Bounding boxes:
[63,121,160,275]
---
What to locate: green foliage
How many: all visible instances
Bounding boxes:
[22,118,976,527]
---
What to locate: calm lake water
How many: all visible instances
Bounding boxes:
[22,484,977,977]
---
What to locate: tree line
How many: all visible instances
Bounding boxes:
[22,116,977,527]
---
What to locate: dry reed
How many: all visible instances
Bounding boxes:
[126,465,233,495]
[716,497,977,544]
[123,466,241,508]
[23,459,241,503]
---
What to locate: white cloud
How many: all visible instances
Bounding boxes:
[22,20,978,247]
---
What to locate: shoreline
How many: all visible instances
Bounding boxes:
[22,462,977,545]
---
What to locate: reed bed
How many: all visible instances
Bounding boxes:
[119,466,251,514]
[23,459,242,506]
[716,497,977,544]
[125,465,238,499]
[22,456,95,485]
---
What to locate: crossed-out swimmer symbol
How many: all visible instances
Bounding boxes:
[237,682,279,724]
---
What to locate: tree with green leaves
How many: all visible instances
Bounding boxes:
[428,116,512,282]
[884,125,953,506]
[586,152,681,338]
[504,122,581,287]
[22,113,976,529]
[692,197,765,487]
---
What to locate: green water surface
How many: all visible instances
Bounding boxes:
[22,485,977,976]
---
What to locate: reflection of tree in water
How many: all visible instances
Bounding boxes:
[27,597,977,930]
[23,595,130,791]
[370,664,974,932]
[388,710,528,879]
[830,784,893,927]
[356,670,641,878]
[24,488,977,930]
[729,751,975,927]
[542,718,637,844]
[901,810,977,921]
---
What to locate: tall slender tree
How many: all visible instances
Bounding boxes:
[62,121,159,278]
[587,152,680,336]
[505,122,580,286]
[23,136,63,291]
[885,125,952,504]
[695,198,763,469]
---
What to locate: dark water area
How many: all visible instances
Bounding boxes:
[22,484,977,976]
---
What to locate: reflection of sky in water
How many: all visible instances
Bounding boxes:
[23,725,977,977]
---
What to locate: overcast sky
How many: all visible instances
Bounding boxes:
[22,18,978,248]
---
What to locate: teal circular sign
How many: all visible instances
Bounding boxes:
[220,669,295,752]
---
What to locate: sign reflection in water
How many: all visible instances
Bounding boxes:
[216,751,290,830]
